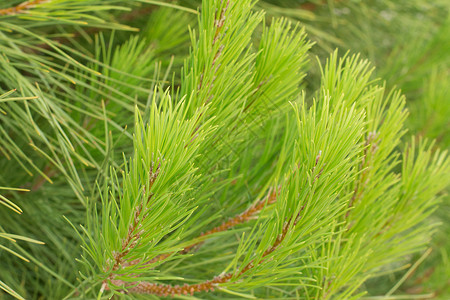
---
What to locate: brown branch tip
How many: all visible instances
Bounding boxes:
[0,0,50,16]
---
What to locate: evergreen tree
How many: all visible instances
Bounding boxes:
[0,0,448,299]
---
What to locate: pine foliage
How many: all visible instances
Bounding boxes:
[0,0,449,299]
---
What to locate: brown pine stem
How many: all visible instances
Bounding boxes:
[1,164,57,202]
[13,5,156,55]
[299,0,345,12]
[105,189,280,295]
[109,162,160,272]
[109,155,323,297]
[346,131,379,218]
[192,189,278,245]
[122,202,306,296]
[124,273,233,296]
[0,0,50,16]
[240,201,307,276]
[114,210,299,296]
[29,164,57,191]
[125,188,279,267]
[111,203,145,271]
[300,2,318,11]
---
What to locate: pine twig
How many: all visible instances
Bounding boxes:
[114,159,320,297]
[106,146,325,297]
[346,131,379,218]
[125,188,278,267]
[108,162,160,272]
[111,203,146,271]
[122,199,306,297]
[0,0,50,16]
[106,189,279,296]
[115,213,293,296]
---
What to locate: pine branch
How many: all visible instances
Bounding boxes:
[121,188,279,268]
[2,0,447,299]
[113,273,232,296]
[346,131,379,218]
[29,6,157,54]
[108,161,161,271]
[110,203,300,297]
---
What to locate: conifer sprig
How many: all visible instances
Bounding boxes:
[74,1,449,298]
[1,0,448,299]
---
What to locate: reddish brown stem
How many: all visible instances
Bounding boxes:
[112,158,320,297]
[346,132,378,218]
[125,273,233,296]
[110,164,160,271]
[126,189,278,267]
[111,203,145,271]
[0,0,50,16]
[30,165,57,191]
[299,0,345,12]
[192,189,277,245]
[115,208,300,297]
[240,203,306,275]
